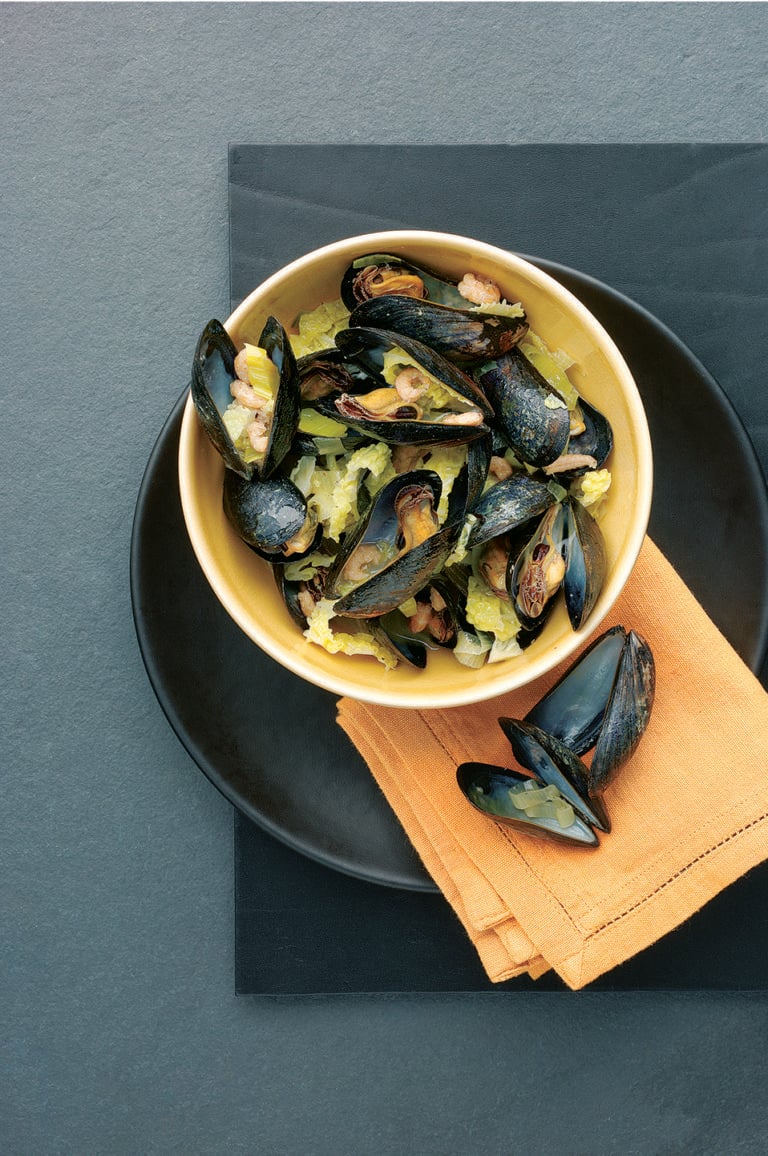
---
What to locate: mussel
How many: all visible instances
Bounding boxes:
[497,717,610,832]
[325,467,467,618]
[456,763,599,847]
[376,570,469,668]
[526,626,656,795]
[341,252,510,312]
[457,626,655,842]
[349,295,528,364]
[325,327,493,446]
[223,472,320,562]
[477,349,570,468]
[558,398,613,475]
[561,497,607,631]
[466,473,556,549]
[506,498,607,634]
[525,624,655,810]
[191,317,299,481]
[296,347,356,400]
[507,503,568,625]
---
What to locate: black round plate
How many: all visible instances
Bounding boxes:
[130,261,768,892]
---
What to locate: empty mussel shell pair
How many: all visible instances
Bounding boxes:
[457,625,656,847]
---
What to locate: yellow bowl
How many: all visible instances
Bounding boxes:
[179,231,652,709]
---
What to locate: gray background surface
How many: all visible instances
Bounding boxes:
[3,4,768,1153]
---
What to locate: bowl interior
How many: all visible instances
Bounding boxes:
[179,231,651,708]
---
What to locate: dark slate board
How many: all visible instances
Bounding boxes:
[224,145,768,991]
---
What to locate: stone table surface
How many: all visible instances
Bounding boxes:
[4,5,768,1153]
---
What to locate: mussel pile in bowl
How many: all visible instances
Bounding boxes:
[190,253,615,672]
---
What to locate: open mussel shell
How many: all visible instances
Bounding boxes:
[589,629,655,794]
[349,296,528,365]
[222,471,320,562]
[562,497,607,631]
[497,718,610,832]
[341,252,477,311]
[524,625,656,798]
[296,347,356,400]
[507,502,568,626]
[563,398,614,475]
[376,570,468,666]
[257,316,301,479]
[191,320,250,478]
[336,326,494,418]
[328,466,469,619]
[525,626,628,755]
[478,349,570,468]
[467,474,556,549]
[456,763,599,847]
[191,316,300,481]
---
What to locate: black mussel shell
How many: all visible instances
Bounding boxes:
[296,347,355,400]
[335,327,494,418]
[257,316,300,479]
[191,320,248,477]
[456,763,599,847]
[191,317,300,481]
[318,394,488,448]
[497,718,610,832]
[341,253,473,311]
[478,349,570,468]
[507,503,568,626]
[467,474,556,549]
[350,296,528,365]
[589,630,655,794]
[525,626,628,755]
[324,469,442,600]
[562,497,607,631]
[564,398,614,475]
[223,471,320,562]
[465,433,493,510]
[377,569,466,664]
[328,466,469,619]
[374,612,431,668]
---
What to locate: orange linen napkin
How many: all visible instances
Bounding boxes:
[337,538,768,989]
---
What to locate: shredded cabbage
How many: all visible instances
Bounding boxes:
[453,629,492,669]
[305,442,393,539]
[520,331,579,410]
[468,300,526,318]
[289,299,350,359]
[423,444,467,522]
[465,576,522,643]
[572,469,612,519]
[303,599,397,669]
[446,514,478,566]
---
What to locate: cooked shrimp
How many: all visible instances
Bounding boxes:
[543,454,598,475]
[231,379,268,411]
[438,409,484,426]
[247,418,270,453]
[233,349,250,382]
[457,272,502,306]
[489,455,514,481]
[394,367,430,402]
